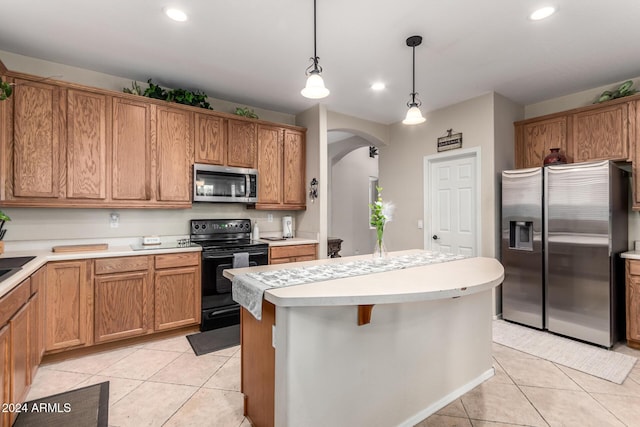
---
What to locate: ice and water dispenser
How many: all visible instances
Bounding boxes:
[509,221,533,251]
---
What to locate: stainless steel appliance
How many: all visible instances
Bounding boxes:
[193,164,258,203]
[501,167,544,329]
[545,161,627,347]
[190,219,268,331]
[501,161,628,347]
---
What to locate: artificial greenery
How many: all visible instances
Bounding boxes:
[234,106,259,119]
[595,80,638,104]
[123,79,213,110]
[0,77,13,101]
[0,210,10,241]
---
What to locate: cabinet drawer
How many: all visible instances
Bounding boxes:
[0,278,30,326]
[155,252,200,269]
[270,244,317,260]
[629,260,640,276]
[95,256,150,275]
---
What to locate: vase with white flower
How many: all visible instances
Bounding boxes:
[369,186,394,259]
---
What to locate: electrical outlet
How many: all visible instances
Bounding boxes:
[267,214,273,223]
[110,212,120,228]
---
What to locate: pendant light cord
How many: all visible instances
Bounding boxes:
[411,44,416,105]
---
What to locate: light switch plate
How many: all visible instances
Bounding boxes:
[635,240,640,251]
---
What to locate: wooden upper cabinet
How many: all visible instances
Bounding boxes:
[111,97,151,201]
[66,89,108,199]
[156,106,193,203]
[195,114,226,165]
[515,116,568,169]
[257,125,283,205]
[570,103,628,163]
[283,129,306,206]
[227,119,257,168]
[12,78,62,198]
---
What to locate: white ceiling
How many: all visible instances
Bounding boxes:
[1,1,639,125]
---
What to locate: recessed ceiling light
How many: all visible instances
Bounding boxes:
[371,82,386,91]
[165,8,188,22]
[530,6,555,20]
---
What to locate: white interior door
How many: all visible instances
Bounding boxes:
[425,150,479,256]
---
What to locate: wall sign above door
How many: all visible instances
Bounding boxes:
[437,129,462,152]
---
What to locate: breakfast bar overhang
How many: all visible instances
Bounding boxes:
[224,251,505,427]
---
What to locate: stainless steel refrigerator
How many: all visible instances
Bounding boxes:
[501,160,628,347]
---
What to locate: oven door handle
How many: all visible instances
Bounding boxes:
[203,251,268,259]
[207,307,240,318]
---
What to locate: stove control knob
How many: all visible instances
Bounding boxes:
[202,224,207,230]
[194,224,200,230]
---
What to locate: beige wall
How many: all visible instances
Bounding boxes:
[330,146,378,256]
[0,50,296,125]
[525,75,640,119]
[327,111,390,147]
[295,104,327,257]
[380,93,497,255]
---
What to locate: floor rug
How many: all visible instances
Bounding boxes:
[14,381,109,427]
[493,320,636,384]
[187,324,240,356]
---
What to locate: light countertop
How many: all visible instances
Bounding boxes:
[224,250,504,308]
[621,251,640,260]
[258,237,318,246]
[0,244,201,299]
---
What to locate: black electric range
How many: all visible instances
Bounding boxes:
[190,219,268,331]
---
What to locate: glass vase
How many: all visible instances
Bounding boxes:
[373,237,388,260]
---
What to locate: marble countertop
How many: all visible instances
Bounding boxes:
[224,250,504,308]
[0,244,201,299]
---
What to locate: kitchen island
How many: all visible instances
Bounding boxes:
[224,250,504,427]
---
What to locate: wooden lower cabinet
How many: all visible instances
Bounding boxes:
[154,253,201,331]
[29,267,46,381]
[44,260,92,352]
[0,324,9,427]
[10,303,29,425]
[241,302,275,427]
[627,260,640,348]
[269,244,318,264]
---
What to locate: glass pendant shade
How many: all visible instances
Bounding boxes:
[402,105,426,125]
[301,71,330,99]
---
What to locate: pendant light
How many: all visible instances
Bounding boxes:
[402,35,426,125]
[301,0,329,99]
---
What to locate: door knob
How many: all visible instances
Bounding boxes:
[432,235,439,240]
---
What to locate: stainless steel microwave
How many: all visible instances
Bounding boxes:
[193,164,258,203]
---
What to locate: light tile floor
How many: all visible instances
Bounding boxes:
[28,334,640,427]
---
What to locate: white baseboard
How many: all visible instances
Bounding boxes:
[398,367,495,427]
[493,313,503,320]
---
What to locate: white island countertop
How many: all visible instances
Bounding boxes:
[224,249,504,308]
[621,251,640,260]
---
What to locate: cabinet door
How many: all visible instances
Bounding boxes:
[156,106,193,202]
[12,78,62,198]
[632,101,640,209]
[227,119,257,168]
[195,114,226,165]
[44,260,92,351]
[627,274,640,344]
[111,97,151,200]
[257,125,283,205]
[571,103,628,162]
[0,324,9,427]
[66,89,108,199]
[10,303,29,415]
[28,292,40,382]
[154,266,200,331]
[31,268,46,364]
[515,116,568,169]
[94,271,152,343]
[283,129,306,206]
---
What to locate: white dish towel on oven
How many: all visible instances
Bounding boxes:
[233,252,250,268]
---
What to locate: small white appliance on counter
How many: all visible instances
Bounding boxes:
[282,216,294,238]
